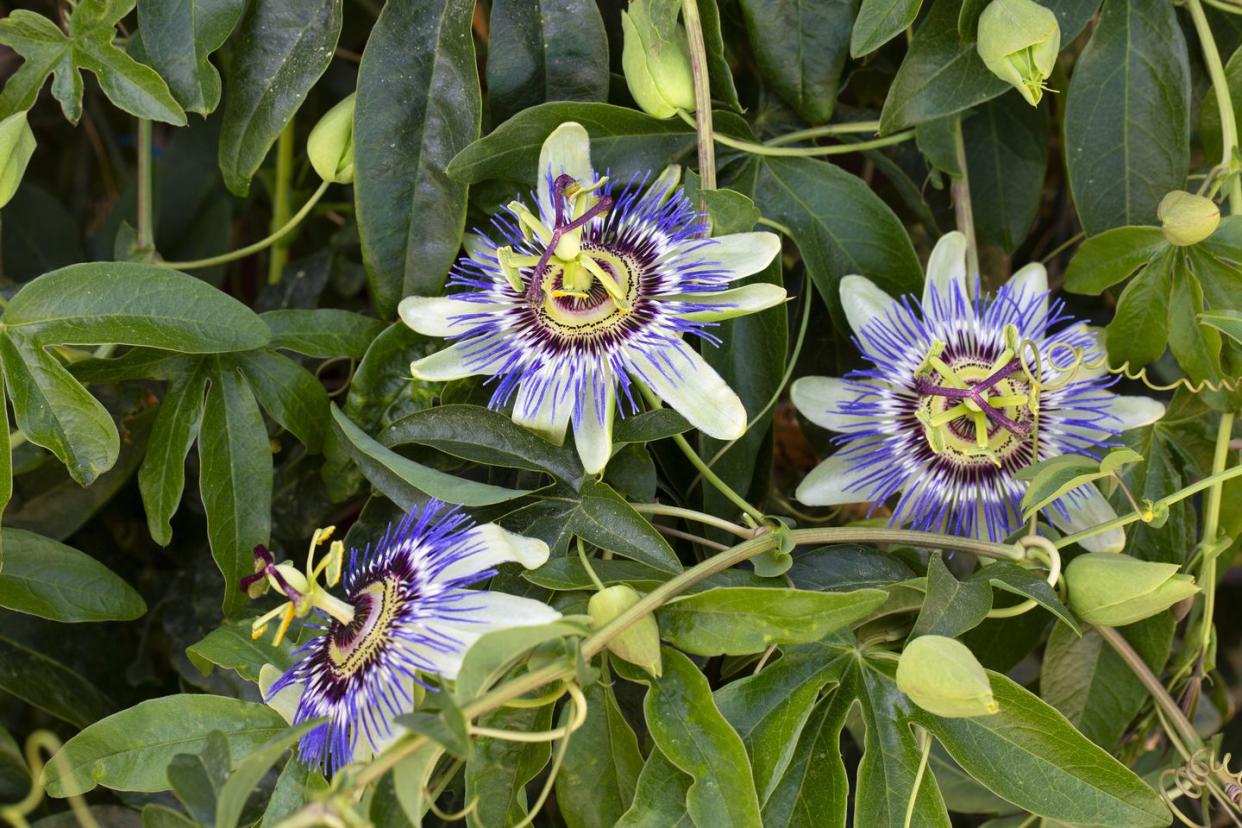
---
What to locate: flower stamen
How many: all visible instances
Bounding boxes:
[244,528,354,646]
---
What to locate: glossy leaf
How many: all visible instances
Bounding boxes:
[0,528,145,622]
[215,720,322,828]
[852,0,921,57]
[962,93,1048,252]
[234,350,329,452]
[186,620,294,683]
[555,683,643,828]
[139,365,208,546]
[262,309,386,359]
[569,480,683,573]
[911,554,992,639]
[465,704,553,828]
[615,747,693,827]
[0,635,114,728]
[761,690,852,827]
[1063,226,1169,295]
[454,618,590,704]
[354,0,481,315]
[135,0,245,115]
[1106,251,1172,368]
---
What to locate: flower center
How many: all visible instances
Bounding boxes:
[326,576,403,679]
[535,246,642,336]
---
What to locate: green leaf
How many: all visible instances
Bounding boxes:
[1063,226,1168,295]
[0,333,118,486]
[761,690,851,827]
[911,554,992,638]
[852,0,922,57]
[381,404,583,487]
[261,757,326,826]
[642,648,762,827]
[216,720,322,828]
[1016,453,1107,520]
[555,683,643,828]
[0,11,74,119]
[354,0,480,316]
[615,747,693,828]
[3,263,270,352]
[963,93,1049,252]
[658,586,887,656]
[217,0,342,196]
[788,545,917,592]
[394,708,472,759]
[975,562,1080,634]
[742,155,922,324]
[1199,308,1242,345]
[737,0,856,123]
[344,322,440,433]
[612,409,691,444]
[0,635,113,728]
[44,695,289,797]
[199,362,273,616]
[0,528,145,622]
[915,672,1171,827]
[262,309,386,359]
[1064,0,1191,235]
[134,0,244,115]
[391,743,443,826]
[465,704,553,828]
[234,350,329,452]
[1040,616,1172,748]
[1201,43,1242,163]
[1167,258,1225,392]
[447,102,695,188]
[453,618,590,704]
[569,480,683,573]
[523,554,766,592]
[141,804,198,828]
[878,0,1007,132]
[139,365,208,546]
[486,0,609,124]
[186,620,294,683]
[331,404,529,508]
[167,731,227,827]
[1106,251,1172,368]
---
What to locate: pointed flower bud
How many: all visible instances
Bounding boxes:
[1065,553,1199,626]
[897,635,999,718]
[588,584,663,677]
[1157,190,1220,246]
[621,0,696,120]
[0,111,36,209]
[977,0,1060,107]
[307,94,356,184]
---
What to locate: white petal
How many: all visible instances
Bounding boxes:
[668,283,787,322]
[436,522,551,584]
[574,378,615,474]
[259,664,300,725]
[430,592,564,679]
[1006,261,1049,322]
[840,275,898,343]
[1107,396,1165,431]
[512,371,573,445]
[795,453,879,506]
[411,339,507,381]
[923,232,968,308]
[538,122,593,219]
[398,296,499,337]
[790,376,869,433]
[627,343,746,440]
[678,232,781,282]
[1049,485,1125,553]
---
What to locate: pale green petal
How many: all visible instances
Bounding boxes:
[667,283,787,321]
[512,374,573,445]
[398,295,499,337]
[435,523,551,583]
[679,232,781,282]
[1107,395,1165,431]
[923,231,968,308]
[795,453,879,506]
[574,379,615,474]
[840,274,898,342]
[627,343,746,440]
[790,376,870,433]
[259,664,300,725]
[433,592,564,678]
[1049,485,1125,553]
[410,340,504,381]
[538,122,593,218]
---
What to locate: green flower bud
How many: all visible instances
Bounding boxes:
[621,0,695,120]
[1066,553,1199,626]
[307,94,356,184]
[976,0,1060,107]
[896,635,999,718]
[0,111,36,210]
[588,584,663,677]
[1157,190,1220,246]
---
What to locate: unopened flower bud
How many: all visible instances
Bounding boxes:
[0,111,36,209]
[307,94,355,184]
[1157,191,1220,246]
[1066,553,1199,626]
[977,0,1060,107]
[588,584,662,677]
[897,635,999,718]
[621,0,696,120]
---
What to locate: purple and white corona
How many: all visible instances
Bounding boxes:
[255,503,558,775]
[791,232,1165,551]
[399,122,785,473]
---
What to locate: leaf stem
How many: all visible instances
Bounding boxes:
[268,120,296,285]
[677,109,915,157]
[764,120,883,146]
[1197,413,1235,669]
[904,727,932,828]
[950,115,979,280]
[672,431,766,523]
[576,538,606,592]
[1188,0,1242,212]
[136,119,154,257]
[632,502,754,538]
[159,181,330,271]
[680,0,715,193]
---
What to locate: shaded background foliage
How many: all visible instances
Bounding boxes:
[0,0,1240,825]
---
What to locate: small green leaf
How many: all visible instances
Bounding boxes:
[134,0,244,115]
[612,409,691,444]
[1063,226,1168,295]
[1199,308,1242,345]
[976,562,1080,634]
[555,683,643,828]
[391,743,444,826]
[234,350,329,452]
[454,618,590,704]
[1016,453,1106,520]
[852,0,923,57]
[570,480,683,573]
[44,695,289,797]
[963,93,1049,252]
[761,690,851,828]
[658,586,887,656]
[465,704,553,828]
[0,528,145,622]
[911,554,992,638]
[615,747,693,827]
[215,720,323,828]
[186,620,294,683]
[1106,250,1173,368]
[139,365,208,546]
[262,309,386,359]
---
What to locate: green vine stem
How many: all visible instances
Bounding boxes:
[158,181,330,271]
[136,119,154,258]
[680,0,716,193]
[671,431,767,523]
[676,109,915,158]
[764,120,883,146]
[1189,0,1242,213]
[950,114,979,280]
[268,120,296,285]
[1198,412,1235,671]
[631,502,756,538]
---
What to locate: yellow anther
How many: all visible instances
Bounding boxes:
[988,395,1026,407]
[972,411,989,449]
[251,623,268,641]
[326,540,344,587]
[551,289,591,300]
[929,356,969,389]
[496,247,528,292]
[930,403,970,427]
[988,347,1015,376]
[964,398,983,413]
[508,201,553,244]
[916,340,947,375]
[271,604,297,647]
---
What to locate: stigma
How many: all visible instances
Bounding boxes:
[243,526,356,647]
